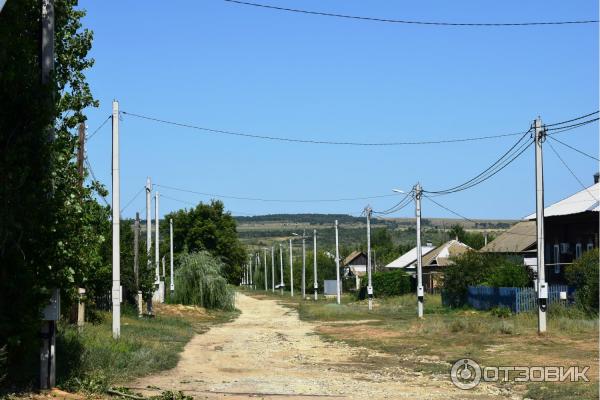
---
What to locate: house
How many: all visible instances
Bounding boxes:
[385,240,471,292]
[385,243,436,270]
[482,175,599,284]
[421,240,472,292]
[342,250,367,290]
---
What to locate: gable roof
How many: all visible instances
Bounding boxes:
[342,250,366,266]
[385,246,436,269]
[525,183,599,219]
[422,240,472,267]
[480,220,536,253]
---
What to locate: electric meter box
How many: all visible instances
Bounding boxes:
[417,286,424,297]
[367,286,373,295]
[538,282,548,299]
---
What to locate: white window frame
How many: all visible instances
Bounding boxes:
[575,243,582,259]
[587,242,594,252]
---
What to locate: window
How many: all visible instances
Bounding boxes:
[553,245,560,274]
[587,243,594,252]
[575,243,582,259]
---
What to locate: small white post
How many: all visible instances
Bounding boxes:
[313,229,318,300]
[111,100,121,339]
[170,218,174,296]
[289,238,294,297]
[335,220,341,305]
[271,246,275,292]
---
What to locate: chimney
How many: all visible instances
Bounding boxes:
[594,172,599,184]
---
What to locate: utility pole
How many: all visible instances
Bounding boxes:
[289,238,294,297]
[170,218,174,298]
[145,177,153,314]
[249,256,253,289]
[77,122,85,185]
[334,220,341,305]
[134,212,142,316]
[302,231,306,298]
[415,184,424,318]
[365,206,373,311]
[154,191,161,302]
[40,0,56,389]
[263,248,268,291]
[111,100,121,338]
[313,229,318,300]
[271,246,275,292]
[534,117,548,333]
[279,244,284,295]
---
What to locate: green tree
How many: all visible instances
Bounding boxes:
[1,0,102,385]
[166,200,246,283]
[565,249,599,313]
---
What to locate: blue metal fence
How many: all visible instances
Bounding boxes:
[443,285,574,313]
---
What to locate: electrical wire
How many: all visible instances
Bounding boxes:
[84,157,110,207]
[546,117,599,133]
[122,111,531,146]
[86,115,111,141]
[155,183,397,203]
[548,136,599,162]
[546,141,599,201]
[424,131,533,195]
[223,0,599,26]
[545,111,599,126]
[120,186,145,214]
[373,190,414,215]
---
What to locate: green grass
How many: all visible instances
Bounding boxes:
[56,305,237,394]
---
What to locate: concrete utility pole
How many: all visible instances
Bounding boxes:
[271,246,275,292]
[415,184,424,319]
[145,177,153,314]
[279,244,284,295]
[263,248,268,291]
[111,100,121,339]
[534,117,548,333]
[334,220,341,305]
[313,229,318,300]
[302,231,306,298]
[170,218,174,298]
[249,256,253,288]
[154,192,160,284]
[289,238,294,297]
[134,212,142,316]
[365,206,373,311]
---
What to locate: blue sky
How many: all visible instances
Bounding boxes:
[80,0,599,220]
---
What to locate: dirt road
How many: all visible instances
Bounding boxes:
[132,293,513,399]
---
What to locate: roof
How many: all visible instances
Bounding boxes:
[421,240,472,267]
[480,221,537,253]
[525,183,599,219]
[342,250,366,266]
[385,246,436,269]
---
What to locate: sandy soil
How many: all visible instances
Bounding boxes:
[131,293,513,399]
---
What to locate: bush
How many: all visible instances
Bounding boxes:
[442,252,531,307]
[356,269,411,300]
[172,252,235,310]
[565,249,599,313]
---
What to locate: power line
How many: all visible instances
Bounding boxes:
[373,190,414,215]
[223,0,599,26]
[84,157,110,207]
[424,131,533,195]
[547,141,599,201]
[155,183,397,203]
[545,111,599,127]
[546,117,599,133]
[120,186,145,214]
[122,111,532,146]
[86,115,111,141]
[548,136,599,162]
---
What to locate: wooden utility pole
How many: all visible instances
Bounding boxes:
[77,122,85,184]
[534,117,548,333]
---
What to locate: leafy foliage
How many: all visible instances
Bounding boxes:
[172,252,235,310]
[447,224,494,250]
[166,200,246,284]
[356,269,412,300]
[565,249,599,313]
[442,252,530,307]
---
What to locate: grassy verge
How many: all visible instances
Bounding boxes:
[243,289,599,399]
[56,304,238,394]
